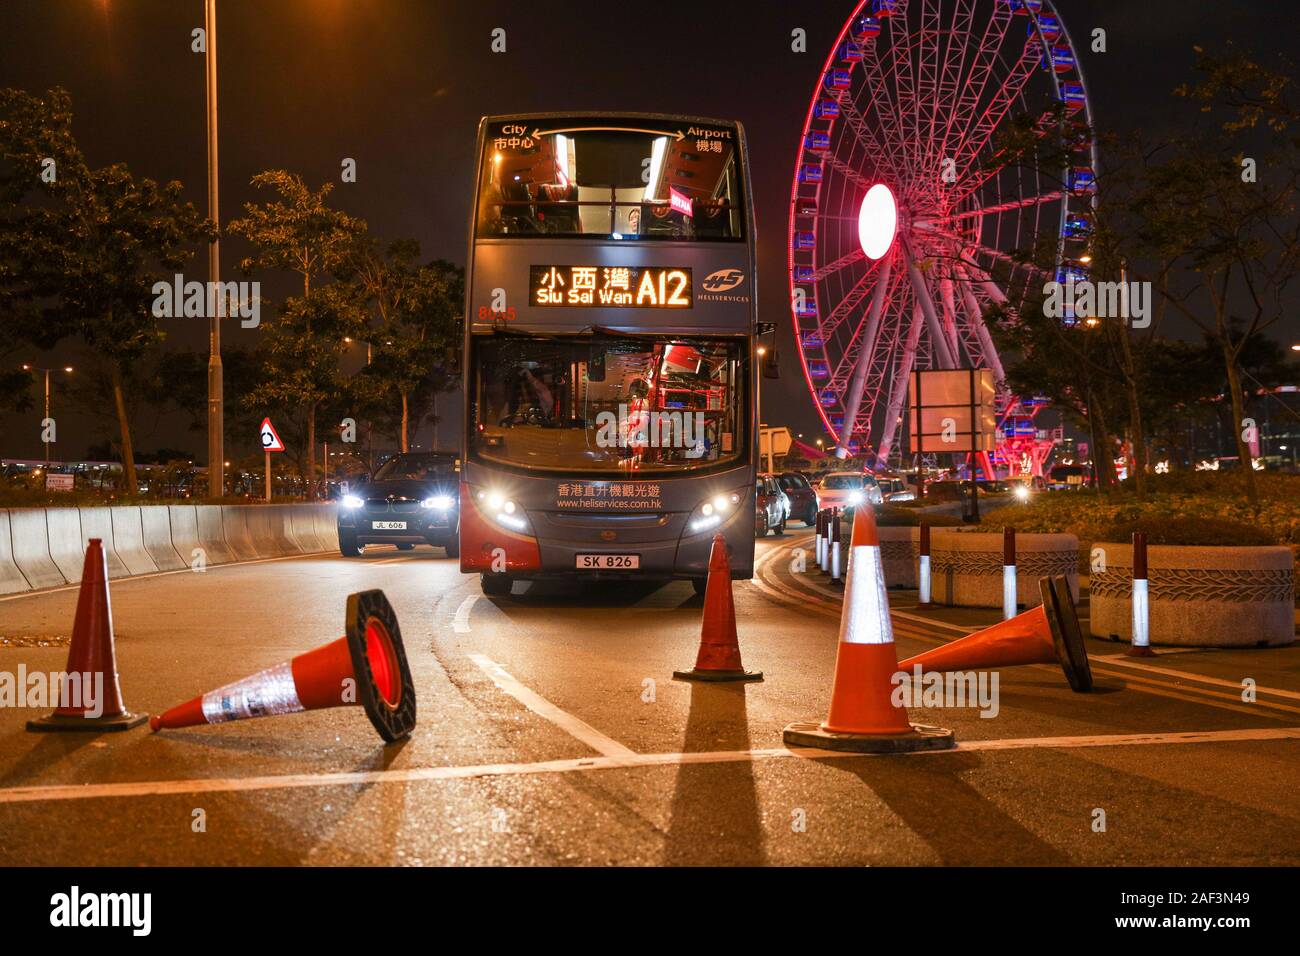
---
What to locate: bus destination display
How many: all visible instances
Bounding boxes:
[530,265,692,309]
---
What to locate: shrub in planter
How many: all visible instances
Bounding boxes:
[1102,517,1276,547]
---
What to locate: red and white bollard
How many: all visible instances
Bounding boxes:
[917,521,933,607]
[815,509,826,571]
[1002,527,1017,621]
[1127,530,1154,657]
[830,509,844,585]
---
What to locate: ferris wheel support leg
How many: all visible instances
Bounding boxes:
[875,302,925,468]
[834,257,894,459]
[955,267,1007,384]
[938,277,963,367]
[904,240,957,369]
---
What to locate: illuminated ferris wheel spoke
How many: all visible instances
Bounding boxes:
[903,241,957,369]
[806,247,867,283]
[873,302,927,462]
[833,256,895,457]
[954,269,1006,382]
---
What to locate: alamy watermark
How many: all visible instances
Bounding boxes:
[891,666,1000,719]
[152,274,260,328]
[0,666,104,718]
[594,403,706,455]
[1043,277,1150,328]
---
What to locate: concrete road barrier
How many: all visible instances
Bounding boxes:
[78,507,131,579]
[194,505,238,566]
[240,506,298,557]
[45,508,87,583]
[218,506,260,561]
[139,505,186,571]
[879,526,918,589]
[313,504,339,553]
[167,505,202,570]
[929,529,1079,609]
[109,506,161,576]
[0,511,33,594]
[289,505,329,553]
[1089,542,1294,648]
[7,508,65,589]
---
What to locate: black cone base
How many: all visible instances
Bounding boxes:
[783,721,955,753]
[27,711,149,733]
[346,589,418,742]
[1039,575,1094,693]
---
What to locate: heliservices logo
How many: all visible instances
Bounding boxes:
[699,268,750,303]
[49,886,151,936]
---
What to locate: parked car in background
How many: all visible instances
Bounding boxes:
[755,474,789,536]
[876,476,916,503]
[816,471,883,510]
[337,451,461,557]
[777,471,819,525]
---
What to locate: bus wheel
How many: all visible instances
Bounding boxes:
[691,576,708,597]
[480,573,513,597]
[340,534,361,558]
[396,543,415,551]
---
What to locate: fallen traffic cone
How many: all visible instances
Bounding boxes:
[897,576,1093,693]
[27,539,148,732]
[673,533,761,683]
[784,507,954,752]
[150,589,417,741]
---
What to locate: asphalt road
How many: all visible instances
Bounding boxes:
[0,527,1297,866]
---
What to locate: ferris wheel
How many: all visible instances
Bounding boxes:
[788,0,1098,474]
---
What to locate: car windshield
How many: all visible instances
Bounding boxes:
[372,456,458,481]
[478,119,745,241]
[777,475,804,491]
[821,474,864,490]
[472,334,746,474]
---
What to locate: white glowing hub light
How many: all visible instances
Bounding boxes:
[857,183,897,260]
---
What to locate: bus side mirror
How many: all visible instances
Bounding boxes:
[763,348,780,379]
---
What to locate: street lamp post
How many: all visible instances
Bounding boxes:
[205,0,225,500]
[21,364,73,467]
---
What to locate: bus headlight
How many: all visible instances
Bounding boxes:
[342,494,364,509]
[422,494,455,510]
[474,488,532,534]
[688,488,745,534]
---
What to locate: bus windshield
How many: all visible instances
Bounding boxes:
[478,120,745,241]
[472,334,746,473]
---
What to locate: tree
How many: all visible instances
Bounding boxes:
[243,283,367,490]
[345,239,462,452]
[1131,46,1300,508]
[227,171,365,492]
[0,87,211,492]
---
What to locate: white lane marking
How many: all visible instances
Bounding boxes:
[453,595,478,633]
[1,726,1293,805]
[0,551,337,604]
[468,653,636,758]
[1094,655,1300,701]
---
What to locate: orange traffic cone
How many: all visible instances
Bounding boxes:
[784,507,954,752]
[897,576,1093,693]
[673,533,762,682]
[150,589,417,741]
[28,539,147,732]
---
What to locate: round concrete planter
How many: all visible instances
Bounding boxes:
[879,526,918,589]
[1089,543,1295,648]
[928,529,1079,609]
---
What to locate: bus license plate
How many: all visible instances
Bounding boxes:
[372,521,407,530]
[576,554,639,570]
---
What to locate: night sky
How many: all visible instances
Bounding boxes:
[2,0,1298,461]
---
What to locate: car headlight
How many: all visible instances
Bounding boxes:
[847,489,865,505]
[474,488,532,534]
[688,488,745,534]
[342,494,364,509]
[1014,484,1031,501]
[422,494,455,510]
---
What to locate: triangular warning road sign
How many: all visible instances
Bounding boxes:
[259,417,285,453]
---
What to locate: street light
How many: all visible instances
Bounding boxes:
[20,364,73,467]
[204,0,224,500]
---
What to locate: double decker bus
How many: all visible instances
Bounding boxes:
[460,113,759,597]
